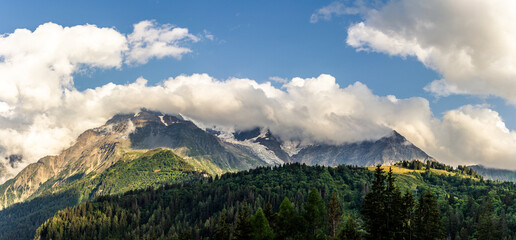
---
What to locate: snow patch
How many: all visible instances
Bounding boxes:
[216,128,283,165]
[232,139,284,165]
[281,140,303,157]
[159,116,168,126]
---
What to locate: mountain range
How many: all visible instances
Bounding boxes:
[0,109,450,239]
[0,109,434,210]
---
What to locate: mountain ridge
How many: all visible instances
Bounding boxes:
[0,110,433,210]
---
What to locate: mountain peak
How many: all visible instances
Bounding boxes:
[105,109,186,127]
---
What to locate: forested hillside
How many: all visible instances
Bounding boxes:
[0,149,206,240]
[36,163,516,240]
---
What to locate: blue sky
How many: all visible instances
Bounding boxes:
[1,0,516,170]
[4,0,509,124]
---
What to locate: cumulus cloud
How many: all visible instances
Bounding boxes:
[125,20,199,65]
[346,0,516,103]
[310,1,361,23]
[2,20,516,183]
[0,21,201,182]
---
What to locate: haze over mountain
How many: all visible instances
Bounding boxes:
[469,165,516,182]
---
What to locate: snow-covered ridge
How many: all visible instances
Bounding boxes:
[281,140,303,157]
[215,128,284,165]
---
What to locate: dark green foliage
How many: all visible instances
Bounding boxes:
[361,166,388,239]
[303,188,327,240]
[0,189,79,240]
[401,190,415,239]
[327,192,343,238]
[36,164,371,239]
[275,197,301,240]
[476,200,504,240]
[414,190,444,240]
[33,163,516,240]
[233,205,252,240]
[362,166,414,240]
[215,209,231,240]
[250,208,274,240]
[338,216,361,240]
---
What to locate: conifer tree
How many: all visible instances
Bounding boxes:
[401,190,415,239]
[303,188,327,240]
[215,209,231,240]
[477,200,501,240]
[498,209,509,240]
[276,197,299,239]
[414,190,444,240]
[250,208,274,240]
[386,167,404,239]
[338,216,361,240]
[361,165,387,240]
[327,192,343,238]
[234,205,252,240]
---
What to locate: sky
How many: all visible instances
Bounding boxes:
[1,0,516,179]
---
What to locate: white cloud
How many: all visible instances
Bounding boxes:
[0,21,202,182]
[346,0,516,104]
[268,76,288,84]
[423,79,467,97]
[2,20,516,183]
[434,105,516,168]
[310,1,361,23]
[125,20,199,65]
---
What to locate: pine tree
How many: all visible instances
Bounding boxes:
[264,202,275,224]
[215,209,230,240]
[234,205,252,240]
[414,190,444,240]
[477,200,501,240]
[276,197,300,239]
[303,188,326,240]
[361,165,387,240]
[498,209,508,240]
[385,167,404,239]
[401,190,415,239]
[250,208,274,240]
[338,216,361,240]
[327,192,343,238]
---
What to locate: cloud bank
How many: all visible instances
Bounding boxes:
[0,21,200,181]
[345,0,516,103]
[1,20,516,182]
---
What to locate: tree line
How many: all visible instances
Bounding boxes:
[36,163,516,239]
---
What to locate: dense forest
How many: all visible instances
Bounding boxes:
[36,163,516,240]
